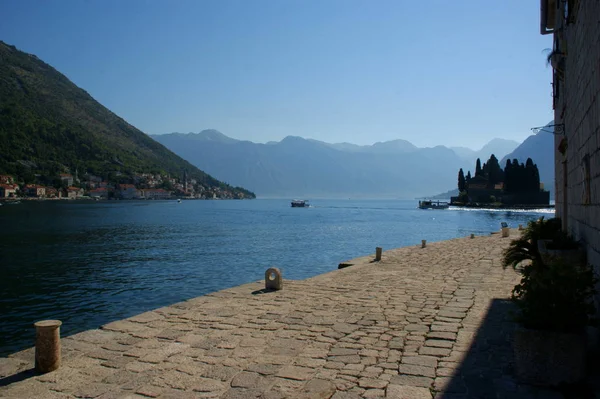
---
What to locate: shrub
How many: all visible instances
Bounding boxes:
[502,217,562,269]
[511,260,597,333]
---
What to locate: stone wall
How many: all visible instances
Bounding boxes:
[552,1,600,306]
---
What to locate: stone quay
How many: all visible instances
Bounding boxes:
[1,231,589,398]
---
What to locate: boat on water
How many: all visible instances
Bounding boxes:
[291,199,309,208]
[177,199,181,203]
[418,200,449,210]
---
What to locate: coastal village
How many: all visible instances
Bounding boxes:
[0,172,248,201]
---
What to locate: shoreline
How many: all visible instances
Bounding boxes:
[450,203,554,210]
[0,230,568,398]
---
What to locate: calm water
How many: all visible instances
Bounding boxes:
[0,199,552,355]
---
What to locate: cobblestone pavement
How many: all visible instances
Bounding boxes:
[0,232,569,398]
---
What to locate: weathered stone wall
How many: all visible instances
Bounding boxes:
[553,2,600,305]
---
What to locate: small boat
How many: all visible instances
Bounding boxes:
[418,200,449,210]
[291,199,309,208]
[177,199,181,203]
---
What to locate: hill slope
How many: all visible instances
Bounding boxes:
[0,41,254,198]
[152,130,468,198]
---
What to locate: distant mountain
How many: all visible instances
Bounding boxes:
[501,122,555,194]
[452,138,520,164]
[152,130,467,198]
[0,41,254,198]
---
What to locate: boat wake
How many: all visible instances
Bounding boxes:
[448,206,555,214]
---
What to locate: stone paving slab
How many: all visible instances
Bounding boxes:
[0,231,570,398]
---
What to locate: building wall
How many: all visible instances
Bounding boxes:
[553,1,600,304]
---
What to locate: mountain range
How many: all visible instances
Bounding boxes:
[0,41,254,198]
[152,130,552,199]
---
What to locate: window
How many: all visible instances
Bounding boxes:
[582,154,590,205]
[566,0,579,24]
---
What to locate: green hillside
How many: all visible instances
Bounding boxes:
[0,41,254,198]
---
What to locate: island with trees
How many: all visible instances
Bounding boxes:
[451,154,551,208]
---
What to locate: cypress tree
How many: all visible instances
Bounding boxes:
[475,158,482,177]
[504,159,513,192]
[458,168,466,192]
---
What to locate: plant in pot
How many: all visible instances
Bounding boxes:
[537,231,585,266]
[502,217,562,269]
[508,258,597,386]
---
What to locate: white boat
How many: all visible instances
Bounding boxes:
[291,199,309,207]
[177,199,181,203]
[418,200,449,210]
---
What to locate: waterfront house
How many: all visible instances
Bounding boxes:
[59,174,74,186]
[117,183,138,199]
[25,184,46,198]
[89,188,108,199]
[0,184,18,198]
[540,0,600,314]
[139,188,171,200]
[0,175,14,185]
[45,187,61,198]
[66,186,84,199]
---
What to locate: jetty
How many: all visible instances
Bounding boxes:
[0,232,596,398]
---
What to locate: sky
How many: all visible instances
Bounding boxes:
[0,0,553,149]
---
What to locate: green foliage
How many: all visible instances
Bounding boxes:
[502,217,562,269]
[0,41,255,198]
[457,168,466,192]
[475,158,482,177]
[504,218,597,333]
[457,191,469,203]
[512,260,597,333]
[504,157,541,193]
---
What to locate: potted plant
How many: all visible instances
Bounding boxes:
[537,231,585,266]
[510,259,597,386]
[502,217,562,268]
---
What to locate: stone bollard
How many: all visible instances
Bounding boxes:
[375,247,382,261]
[421,240,427,248]
[265,267,282,290]
[470,234,475,239]
[34,320,62,373]
[501,227,510,237]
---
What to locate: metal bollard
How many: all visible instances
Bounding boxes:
[265,267,282,290]
[375,247,382,261]
[34,320,62,373]
[421,240,427,248]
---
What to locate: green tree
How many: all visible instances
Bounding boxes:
[475,158,482,177]
[486,154,503,186]
[458,168,466,192]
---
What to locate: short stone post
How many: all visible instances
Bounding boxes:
[265,267,282,290]
[470,234,475,239]
[421,240,427,248]
[375,247,382,261]
[34,320,62,373]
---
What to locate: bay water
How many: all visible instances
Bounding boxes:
[0,199,552,356]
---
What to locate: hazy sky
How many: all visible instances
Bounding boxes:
[0,0,553,149]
